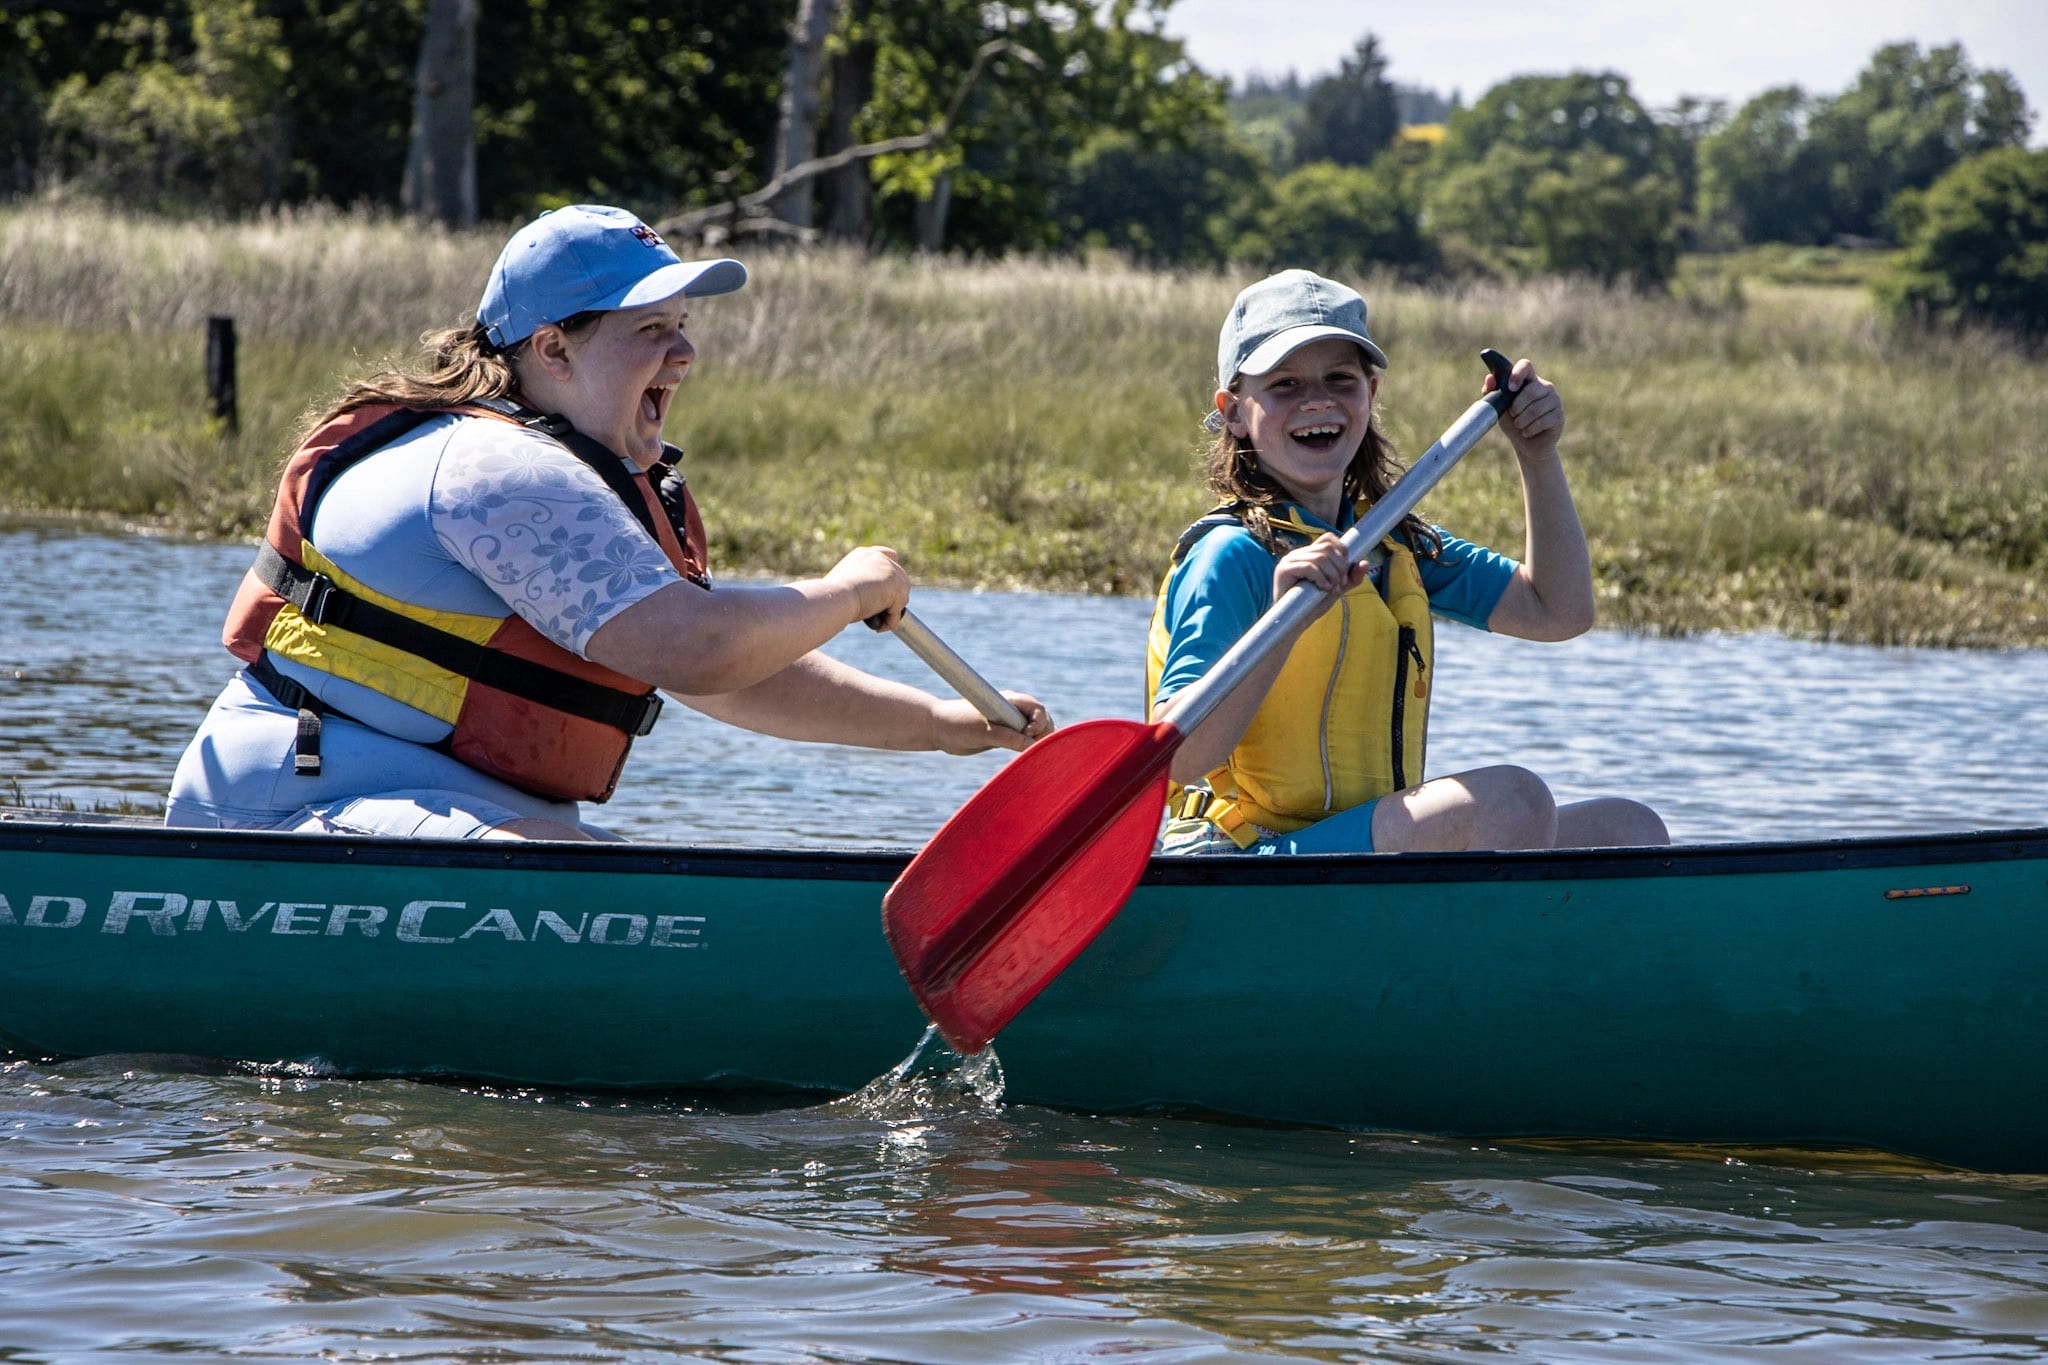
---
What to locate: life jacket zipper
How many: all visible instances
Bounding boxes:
[1391,626,1425,792]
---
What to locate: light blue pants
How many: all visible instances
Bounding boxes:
[165,672,618,840]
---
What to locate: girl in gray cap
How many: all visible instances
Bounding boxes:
[168,205,1050,840]
[1146,269,1666,854]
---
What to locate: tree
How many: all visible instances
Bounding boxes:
[273,0,792,222]
[1524,148,1678,285]
[1227,158,1428,275]
[0,39,39,195]
[1061,128,1259,265]
[1435,71,1674,180]
[656,35,1034,247]
[468,0,790,223]
[34,0,290,212]
[1657,94,1727,247]
[1229,72,1307,169]
[402,0,476,228]
[1698,86,1835,245]
[817,0,878,242]
[1882,147,2048,338]
[1809,42,2033,243]
[769,0,843,230]
[1291,34,1398,169]
[270,0,421,209]
[833,0,1228,256]
[1426,72,1682,283]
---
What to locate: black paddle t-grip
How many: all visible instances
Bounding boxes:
[1480,347,1515,414]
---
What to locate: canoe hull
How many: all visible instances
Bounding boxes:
[3,815,2043,1170]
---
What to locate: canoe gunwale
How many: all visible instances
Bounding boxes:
[4,808,2046,886]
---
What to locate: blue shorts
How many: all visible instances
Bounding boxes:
[1156,798,1380,856]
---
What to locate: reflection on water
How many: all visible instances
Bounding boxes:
[3,520,2046,843]
[5,521,2048,1361]
[3,1056,2044,1362]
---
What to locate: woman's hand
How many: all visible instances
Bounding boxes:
[1485,357,1565,463]
[825,545,910,628]
[931,693,1054,754]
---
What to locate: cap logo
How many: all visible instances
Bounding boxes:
[630,225,665,249]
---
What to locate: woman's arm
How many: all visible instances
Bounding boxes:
[432,425,917,695]
[583,546,910,695]
[1481,360,1597,642]
[680,651,1050,754]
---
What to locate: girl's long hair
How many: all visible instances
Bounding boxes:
[1203,368,1442,558]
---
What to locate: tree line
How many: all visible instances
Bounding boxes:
[3,1,2043,334]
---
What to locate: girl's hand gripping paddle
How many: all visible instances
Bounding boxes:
[884,349,1519,1054]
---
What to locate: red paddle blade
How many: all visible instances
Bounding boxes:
[883,718,1181,1054]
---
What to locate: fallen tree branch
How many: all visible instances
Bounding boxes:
[654,38,1037,241]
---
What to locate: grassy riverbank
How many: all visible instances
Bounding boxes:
[4,203,2045,648]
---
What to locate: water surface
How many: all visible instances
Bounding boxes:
[2,523,2045,1362]
[4,521,2044,843]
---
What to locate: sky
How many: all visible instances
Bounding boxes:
[1156,0,2048,144]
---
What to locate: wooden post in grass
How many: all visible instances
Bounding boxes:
[206,316,238,434]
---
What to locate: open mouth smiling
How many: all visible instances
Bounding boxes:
[1289,422,1345,451]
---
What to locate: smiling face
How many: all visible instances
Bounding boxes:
[516,297,695,468]
[1218,337,1379,523]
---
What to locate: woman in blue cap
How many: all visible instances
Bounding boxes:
[167,205,1051,840]
[1147,269,1666,854]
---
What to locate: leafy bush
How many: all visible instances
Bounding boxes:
[37,2,289,212]
[1228,160,1429,275]
[1881,147,2048,338]
[1060,129,1259,266]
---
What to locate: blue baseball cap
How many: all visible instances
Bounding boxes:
[1216,269,1389,390]
[477,205,748,349]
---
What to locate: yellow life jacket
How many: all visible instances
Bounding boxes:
[1145,502,1433,847]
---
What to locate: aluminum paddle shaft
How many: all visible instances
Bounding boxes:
[1167,348,1515,738]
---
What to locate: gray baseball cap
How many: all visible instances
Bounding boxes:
[1216,269,1390,390]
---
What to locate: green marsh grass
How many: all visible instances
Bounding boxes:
[4,201,2045,647]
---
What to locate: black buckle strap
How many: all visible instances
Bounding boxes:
[246,655,339,778]
[299,572,336,626]
[293,706,323,775]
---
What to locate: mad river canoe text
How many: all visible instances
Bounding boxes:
[0,890,704,948]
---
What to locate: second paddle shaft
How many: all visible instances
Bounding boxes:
[893,610,1030,732]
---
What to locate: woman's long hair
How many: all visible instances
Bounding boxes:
[1203,368,1442,559]
[289,313,603,447]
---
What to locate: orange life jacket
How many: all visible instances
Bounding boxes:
[222,400,709,803]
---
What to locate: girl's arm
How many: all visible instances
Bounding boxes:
[679,651,1050,754]
[1481,359,1598,642]
[1154,533,1359,783]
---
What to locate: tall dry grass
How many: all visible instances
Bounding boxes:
[4,201,2045,646]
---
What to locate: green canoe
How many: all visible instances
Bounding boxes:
[2,809,2042,1171]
